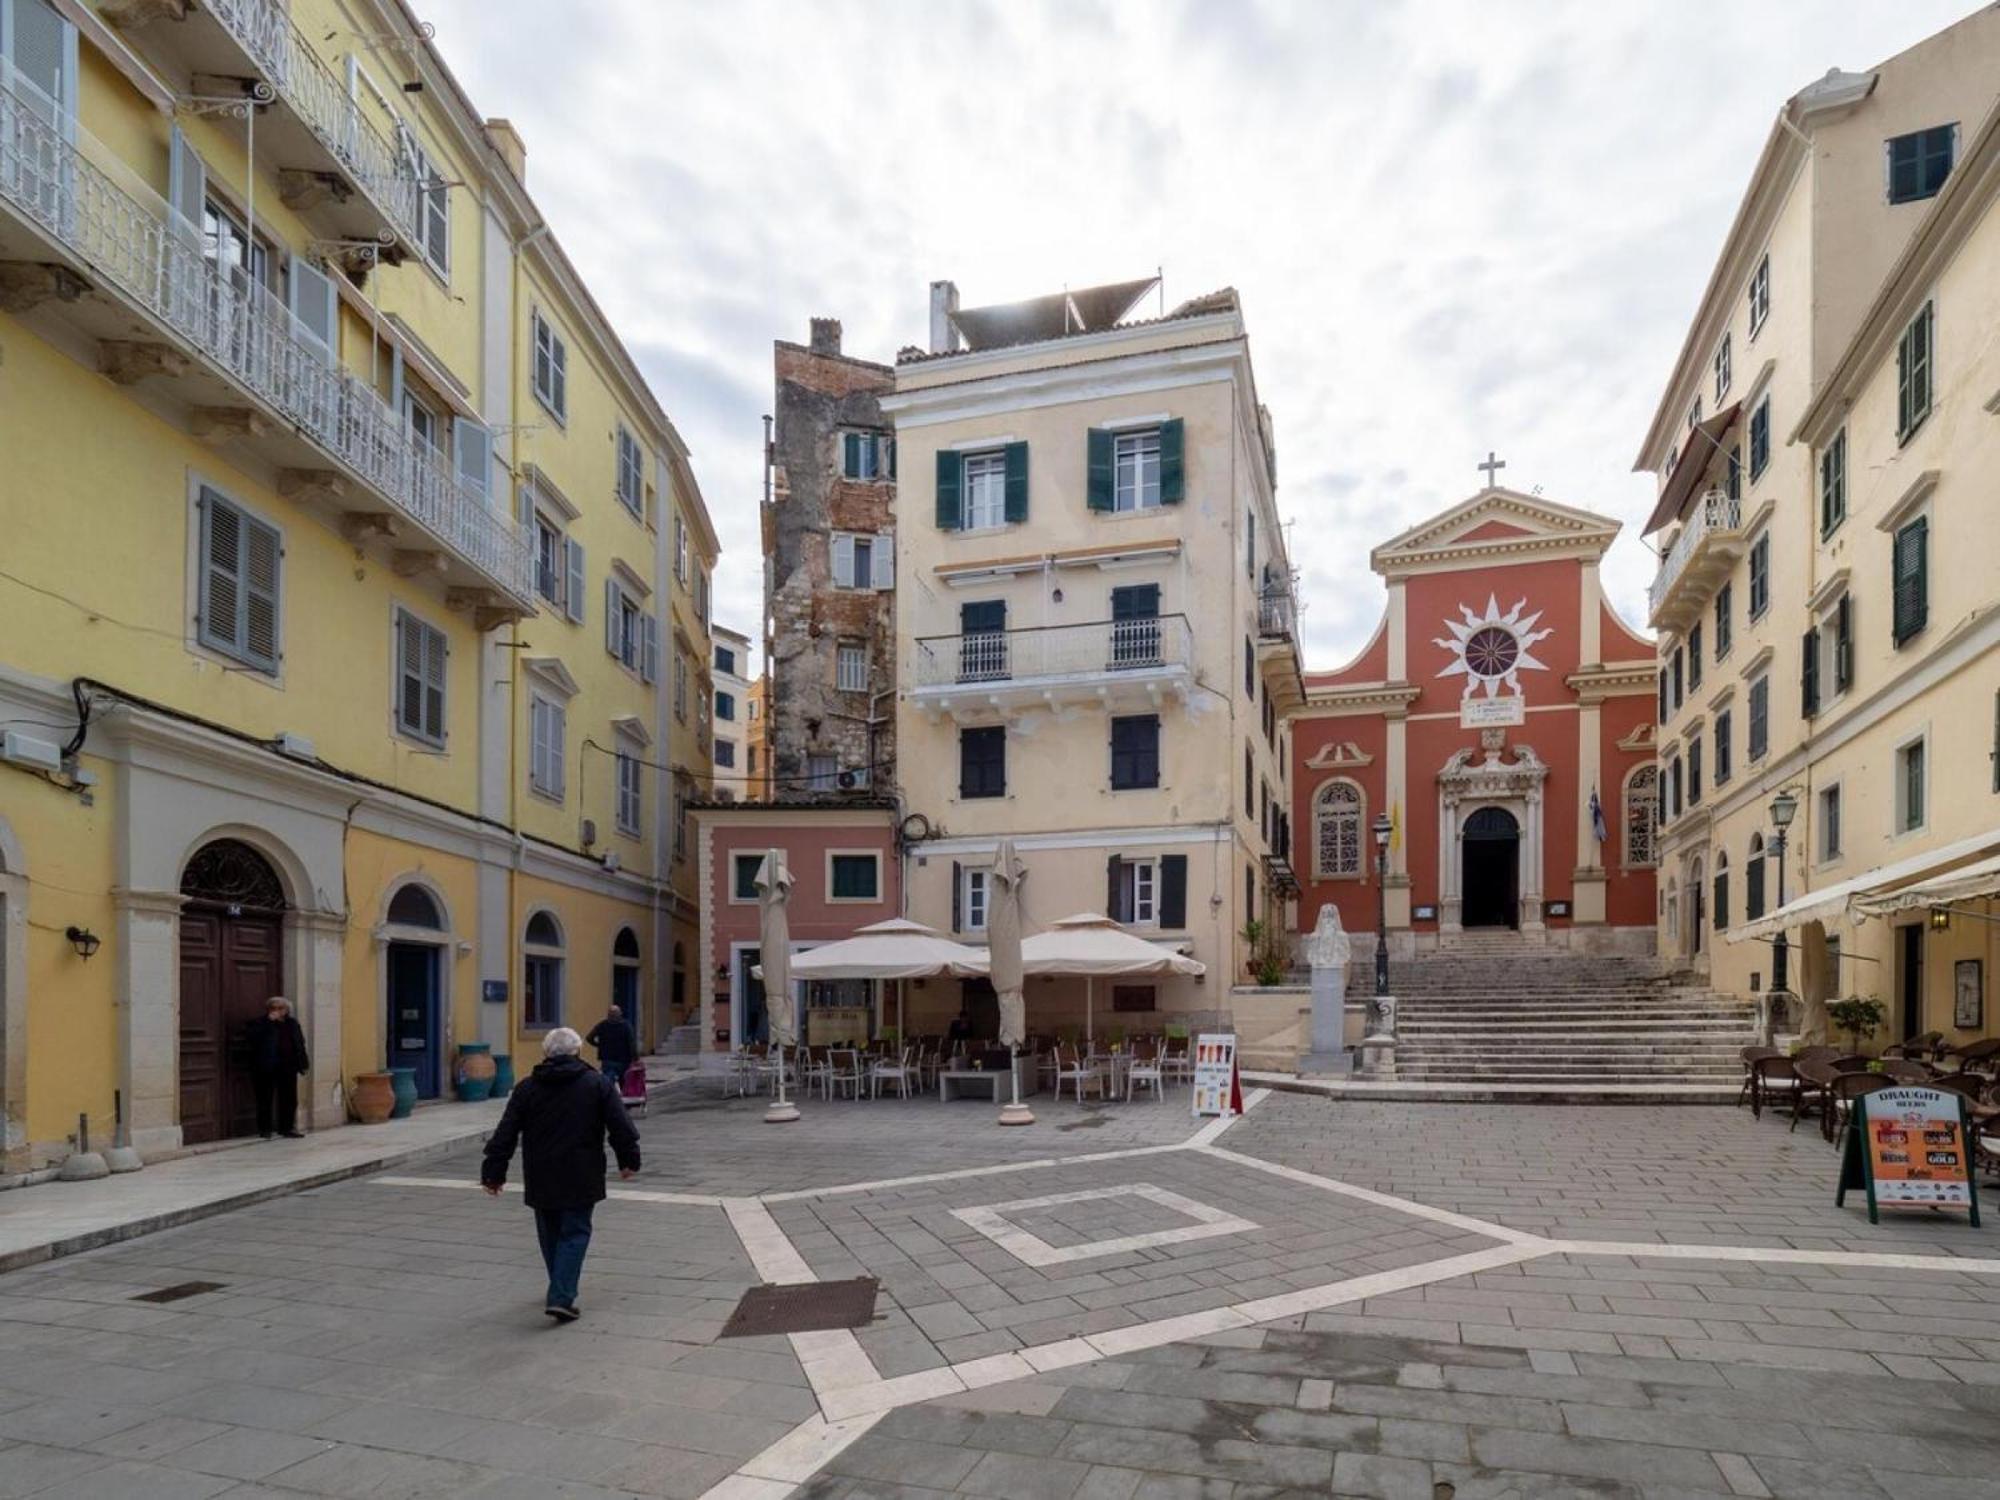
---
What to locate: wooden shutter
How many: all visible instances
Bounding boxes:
[288,255,337,365]
[1159,856,1187,929]
[1003,441,1028,523]
[198,491,241,659]
[564,538,585,623]
[241,511,281,671]
[605,578,622,656]
[831,532,855,589]
[453,418,491,501]
[168,126,206,241]
[397,611,424,735]
[1834,595,1853,690]
[1086,429,1114,511]
[423,620,446,742]
[1713,871,1728,931]
[1107,855,1124,922]
[1800,627,1819,717]
[950,861,962,933]
[640,615,658,685]
[1893,519,1928,643]
[873,530,895,590]
[843,432,863,477]
[1158,419,1185,504]
[934,450,962,530]
[550,703,566,798]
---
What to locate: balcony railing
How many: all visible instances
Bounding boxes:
[0,65,529,602]
[910,616,1194,695]
[1647,490,1743,627]
[1257,587,1296,640]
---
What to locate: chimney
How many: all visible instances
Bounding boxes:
[928,279,962,354]
[808,317,842,356]
[484,118,527,185]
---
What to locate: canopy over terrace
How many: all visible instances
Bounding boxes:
[1730,826,2000,942]
[785,918,986,1044]
[1017,912,1206,1044]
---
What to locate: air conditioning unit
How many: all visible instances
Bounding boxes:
[836,767,870,791]
[1,730,61,773]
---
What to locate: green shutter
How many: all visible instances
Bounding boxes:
[1106,855,1123,919]
[1894,518,1929,644]
[1159,855,1188,929]
[1086,428,1114,511]
[1834,594,1853,690]
[1158,419,1185,504]
[1801,627,1819,717]
[1003,441,1028,523]
[935,449,963,530]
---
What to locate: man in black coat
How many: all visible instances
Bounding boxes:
[246,997,309,1139]
[481,1027,641,1321]
[585,1006,636,1087]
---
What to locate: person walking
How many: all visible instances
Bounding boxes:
[247,997,309,1139]
[480,1027,640,1322]
[586,1005,636,1089]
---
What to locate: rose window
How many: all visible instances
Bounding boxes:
[1462,626,1520,680]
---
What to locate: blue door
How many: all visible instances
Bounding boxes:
[387,942,441,1098]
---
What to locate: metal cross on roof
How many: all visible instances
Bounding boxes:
[1478,451,1507,487]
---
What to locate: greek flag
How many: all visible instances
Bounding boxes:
[1589,786,1608,844]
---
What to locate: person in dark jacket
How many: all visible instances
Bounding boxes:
[481,1027,640,1321]
[247,997,309,1139]
[585,1006,636,1087]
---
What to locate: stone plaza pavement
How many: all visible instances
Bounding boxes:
[0,1088,1996,1497]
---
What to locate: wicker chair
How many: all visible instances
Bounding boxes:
[1738,1046,1781,1108]
[1825,1070,1897,1145]
[1792,1059,1840,1135]
[1750,1054,1802,1120]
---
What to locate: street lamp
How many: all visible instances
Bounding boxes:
[1769,789,1798,995]
[1372,813,1393,997]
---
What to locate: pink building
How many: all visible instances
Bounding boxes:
[692,801,901,1049]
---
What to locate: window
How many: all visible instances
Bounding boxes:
[1744,258,1773,344]
[1113,428,1162,512]
[196,489,281,674]
[959,726,1005,799]
[535,516,562,607]
[831,531,891,590]
[1831,593,1853,695]
[529,696,566,800]
[1819,785,1841,862]
[1112,984,1155,1014]
[960,866,988,933]
[715,644,737,676]
[1244,636,1255,696]
[1688,396,1702,430]
[1667,755,1682,820]
[1715,583,1733,659]
[1748,534,1770,620]
[1887,124,1956,204]
[715,691,736,722]
[1892,516,1928,646]
[1819,430,1846,537]
[963,451,1007,529]
[828,853,880,902]
[1110,715,1160,791]
[404,132,450,278]
[524,911,563,1028]
[405,394,439,452]
[806,755,837,793]
[674,516,689,585]
[1746,835,1766,920]
[1897,738,1926,834]
[1658,668,1668,726]
[1748,675,1769,762]
[531,310,567,421]
[673,651,688,722]
[615,750,641,838]
[714,739,736,769]
[1713,853,1729,932]
[1713,335,1731,401]
[836,643,868,693]
[1315,780,1363,878]
[1245,743,1255,819]
[1688,736,1702,806]
[1714,708,1732,787]
[1748,396,1770,481]
[1246,507,1256,579]
[1726,444,1741,502]
[603,579,654,680]
[616,428,645,517]
[842,431,892,481]
[1688,623,1703,691]
[1110,583,1161,667]
[1672,649,1684,711]
[1116,859,1158,925]
[1897,302,1934,441]
[1802,622,1821,719]
[673,780,689,858]
[393,608,447,746]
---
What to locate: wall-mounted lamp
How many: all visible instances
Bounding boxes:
[65,926,101,960]
[1930,906,1952,932]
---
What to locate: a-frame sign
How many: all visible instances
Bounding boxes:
[1837,1085,1982,1227]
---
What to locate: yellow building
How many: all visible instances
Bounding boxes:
[1635,10,2000,1047]
[0,0,715,1170]
[880,279,1300,1036]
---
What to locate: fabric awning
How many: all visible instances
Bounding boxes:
[1643,403,1742,536]
[1728,826,2000,942]
[1019,913,1206,977]
[784,919,986,980]
[1853,852,2000,918]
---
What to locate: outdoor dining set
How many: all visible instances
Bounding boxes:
[718,1033,1195,1104]
[1740,1034,2000,1175]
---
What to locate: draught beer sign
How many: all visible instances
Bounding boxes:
[1837,1087,1981,1227]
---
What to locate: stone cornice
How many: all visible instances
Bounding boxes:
[1300,681,1422,716]
[1566,661,1659,702]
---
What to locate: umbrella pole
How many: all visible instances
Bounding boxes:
[764,996,799,1125]
[999,1039,1034,1126]
[1086,977,1094,1049]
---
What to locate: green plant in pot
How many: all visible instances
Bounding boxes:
[1240,918,1290,987]
[1827,995,1886,1055]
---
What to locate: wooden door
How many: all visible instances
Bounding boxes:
[179,906,282,1143]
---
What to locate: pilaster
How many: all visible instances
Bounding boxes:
[286,908,348,1129]
[111,887,184,1156]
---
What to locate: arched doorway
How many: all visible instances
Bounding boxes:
[179,839,287,1144]
[1461,807,1520,929]
[1687,856,1707,957]
[385,884,445,1099]
[612,927,641,1041]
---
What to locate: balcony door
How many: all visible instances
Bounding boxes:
[959,600,1007,682]
[1109,585,1161,669]
[1,0,78,227]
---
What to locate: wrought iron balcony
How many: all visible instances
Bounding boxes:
[1647,490,1746,632]
[1257,586,1296,640]
[907,615,1194,718]
[0,65,530,608]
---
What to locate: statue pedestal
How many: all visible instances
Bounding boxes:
[1355,1029,1398,1079]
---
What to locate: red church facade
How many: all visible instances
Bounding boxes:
[1291,490,1658,958]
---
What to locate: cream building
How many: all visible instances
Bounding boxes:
[709,625,754,802]
[0,0,714,1168]
[880,279,1301,1036]
[1636,9,2000,1045]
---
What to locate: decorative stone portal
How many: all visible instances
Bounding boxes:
[1437,735,1548,941]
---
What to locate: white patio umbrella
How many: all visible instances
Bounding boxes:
[987,840,1032,1126]
[756,850,798,1124]
[786,918,986,1045]
[1020,912,1205,1046]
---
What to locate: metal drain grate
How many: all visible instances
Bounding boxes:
[720,1277,878,1338]
[131,1281,226,1304]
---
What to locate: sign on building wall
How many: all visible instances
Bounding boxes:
[1459,697,1525,728]
[1837,1087,1980,1226]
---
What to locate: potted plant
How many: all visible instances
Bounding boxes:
[1240,918,1290,987]
[1828,996,1887,1055]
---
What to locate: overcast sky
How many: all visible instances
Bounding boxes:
[425,0,1971,670]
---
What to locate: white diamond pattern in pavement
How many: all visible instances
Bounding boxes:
[950,1184,1258,1266]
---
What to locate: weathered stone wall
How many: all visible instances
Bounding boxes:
[766,323,898,799]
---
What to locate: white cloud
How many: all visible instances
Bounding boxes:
[420,0,1971,666]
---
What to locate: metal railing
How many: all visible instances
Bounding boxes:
[1648,490,1741,618]
[0,65,529,601]
[205,0,424,246]
[911,616,1194,690]
[1258,587,1296,639]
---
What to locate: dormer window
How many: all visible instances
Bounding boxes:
[1887,125,1956,204]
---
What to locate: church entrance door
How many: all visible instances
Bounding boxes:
[1461,807,1519,929]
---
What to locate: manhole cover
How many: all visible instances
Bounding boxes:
[131,1281,226,1304]
[721,1277,878,1338]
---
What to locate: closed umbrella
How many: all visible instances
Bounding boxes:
[1021,912,1205,1047]
[757,850,799,1124]
[987,840,1032,1126]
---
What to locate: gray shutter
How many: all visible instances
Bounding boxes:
[873,530,895,590]
[605,577,622,656]
[551,703,567,798]
[640,615,658,684]
[242,512,281,670]
[1086,429,1113,511]
[934,450,962,530]
[397,611,423,734]
[168,126,206,242]
[1003,441,1028,523]
[565,537,585,623]
[199,490,241,657]
[950,861,962,933]
[1107,855,1123,922]
[424,622,447,741]
[453,417,492,501]
[831,532,855,588]
[1159,419,1185,504]
[288,255,337,365]
[516,482,533,529]
[1159,855,1187,929]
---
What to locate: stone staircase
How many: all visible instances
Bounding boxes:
[1348,936,1756,1099]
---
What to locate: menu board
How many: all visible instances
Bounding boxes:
[1191,1033,1239,1119]
[1838,1086,1981,1226]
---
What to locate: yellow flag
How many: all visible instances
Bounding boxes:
[1389,800,1402,853]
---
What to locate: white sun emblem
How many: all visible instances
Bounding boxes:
[1435,596,1553,700]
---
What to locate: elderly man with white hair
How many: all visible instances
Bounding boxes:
[480,1026,641,1321]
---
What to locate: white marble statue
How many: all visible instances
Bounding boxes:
[1305,903,1352,971]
